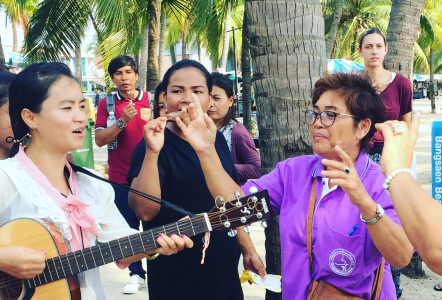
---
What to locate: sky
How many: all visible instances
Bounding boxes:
[0,11,24,48]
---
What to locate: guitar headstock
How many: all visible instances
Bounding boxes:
[207,190,274,236]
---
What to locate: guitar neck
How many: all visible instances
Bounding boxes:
[25,214,211,289]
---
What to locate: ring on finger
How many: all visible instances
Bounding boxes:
[130,110,133,114]
[392,123,405,135]
[343,166,350,174]
[171,245,177,249]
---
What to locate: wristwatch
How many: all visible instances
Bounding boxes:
[360,204,384,225]
[116,118,126,129]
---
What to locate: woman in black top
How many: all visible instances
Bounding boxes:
[127,60,265,300]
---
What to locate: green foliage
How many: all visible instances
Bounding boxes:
[323,0,391,60]
[24,0,90,63]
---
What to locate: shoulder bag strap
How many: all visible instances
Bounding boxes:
[371,257,385,300]
[307,179,317,274]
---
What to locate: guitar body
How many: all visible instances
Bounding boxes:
[0,219,80,300]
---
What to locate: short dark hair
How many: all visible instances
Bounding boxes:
[211,72,236,128]
[162,59,212,94]
[8,62,76,157]
[108,55,138,78]
[312,73,386,152]
[0,71,16,107]
[358,28,386,49]
[153,81,165,118]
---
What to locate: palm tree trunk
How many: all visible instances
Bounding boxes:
[385,0,426,279]
[220,2,232,69]
[75,45,83,87]
[138,25,149,91]
[182,21,189,60]
[246,1,326,299]
[241,10,252,133]
[12,22,19,52]
[384,0,426,79]
[146,0,162,91]
[170,44,177,65]
[326,0,342,59]
[430,47,436,114]
[158,10,167,79]
[0,33,6,69]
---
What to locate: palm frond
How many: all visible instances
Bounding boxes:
[24,0,91,62]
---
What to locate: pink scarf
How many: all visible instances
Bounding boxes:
[15,147,99,251]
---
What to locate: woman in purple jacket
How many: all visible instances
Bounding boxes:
[208,72,261,184]
[176,72,413,300]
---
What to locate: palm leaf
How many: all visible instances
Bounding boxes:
[24,0,91,62]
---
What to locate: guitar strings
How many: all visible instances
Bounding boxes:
[0,200,264,290]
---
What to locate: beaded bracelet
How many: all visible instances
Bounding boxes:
[383,168,413,191]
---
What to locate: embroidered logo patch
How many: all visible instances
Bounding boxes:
[329,248,356,276]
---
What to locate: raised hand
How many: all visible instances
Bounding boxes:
[375,112,420,177]
[143,117,167,153]
[175,93,218,155]
[321,145,372,209]
[121,102,137,125]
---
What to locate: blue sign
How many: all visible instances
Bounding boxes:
[433,121,442,203]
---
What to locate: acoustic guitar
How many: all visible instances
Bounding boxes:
[0,190,273,300]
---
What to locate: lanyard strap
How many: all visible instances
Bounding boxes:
[68,162,195,217]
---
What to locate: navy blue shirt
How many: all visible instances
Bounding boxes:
[127,128,243,300]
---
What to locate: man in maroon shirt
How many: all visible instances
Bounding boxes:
[95,56,150,294]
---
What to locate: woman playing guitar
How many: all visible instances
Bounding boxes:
[0,62,192,299]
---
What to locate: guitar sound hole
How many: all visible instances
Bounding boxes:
[0,273,23,300]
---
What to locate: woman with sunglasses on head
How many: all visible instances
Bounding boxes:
[357,28,413,299]
[178,72,413,300]
[0,63,192,299]
[208,72,261,184]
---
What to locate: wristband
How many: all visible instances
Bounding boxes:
[383,168,413,191]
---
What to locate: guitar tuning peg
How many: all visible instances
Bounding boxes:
[219,206,226,213]
[234,191,241,198]
[243,225,251,234]
[227,229,237,237]
[249,186,258,194]
[261,220,268,228]
[235,201,242,208]
[257,212,263,219]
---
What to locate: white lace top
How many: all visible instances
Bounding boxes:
[0,157,137,300]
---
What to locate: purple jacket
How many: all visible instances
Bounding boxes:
[243,151,397,300]
[231,122,261,184]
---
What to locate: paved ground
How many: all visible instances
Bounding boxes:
[97,97,442,299]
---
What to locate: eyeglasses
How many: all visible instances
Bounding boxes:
[305,110,359,127]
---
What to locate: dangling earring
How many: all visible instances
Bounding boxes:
[14,133,32,148]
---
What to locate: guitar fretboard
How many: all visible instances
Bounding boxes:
[24,214,209,289]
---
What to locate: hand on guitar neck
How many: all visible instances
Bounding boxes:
[0,246,46,279]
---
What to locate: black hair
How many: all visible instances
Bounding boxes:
[312,72,386,152]
[162,59,212,94]
[153,81,165,118]
[108,55,138,78]
[358,28,387,49]
[8,62,76,157]
[0,71,16,107]
[211,72,236,129]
